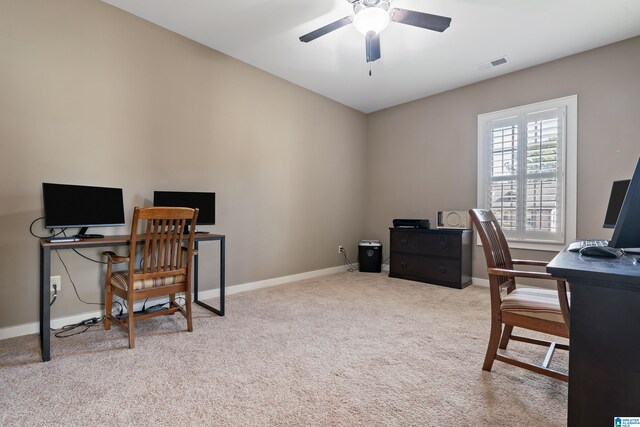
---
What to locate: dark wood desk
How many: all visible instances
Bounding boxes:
[547,248,640,426]
[39,233,225,362]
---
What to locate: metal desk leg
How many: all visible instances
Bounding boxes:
[193,237,225,316]
[220,236,225,316]
[39,245,51,362]
[193,240,199,297]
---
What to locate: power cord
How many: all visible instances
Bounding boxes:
[58,230,108,265]
[112,300,124,318]
[72,248,107,264]
[339,248,358,272]
[51,237,147,308]
[50,284,58,306]
[51,296,125,338]
[340,249,387,272]
[55,250,104,306]
[29,216,66,239]
[138,245,153,270]
[53,315,104,337]
[30,218,106,264]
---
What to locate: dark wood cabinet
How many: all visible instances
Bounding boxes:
[389,228,472,289]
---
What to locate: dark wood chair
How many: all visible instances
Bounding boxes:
[469,209,570,381]
[103,206,198,348]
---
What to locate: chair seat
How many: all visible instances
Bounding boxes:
[111,270,186,291]
[501,288,570,324]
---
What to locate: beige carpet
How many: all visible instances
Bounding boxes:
[0,272,568,426]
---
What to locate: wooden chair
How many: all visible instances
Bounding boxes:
[469,209,571,381]
[103,206,198,348]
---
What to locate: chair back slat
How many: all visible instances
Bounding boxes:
[142,221,152,272]
[158,218,168,271]
[173,219,185,268]
[150,220,158,273]
[162,219,172,271]
[469,209,514,289]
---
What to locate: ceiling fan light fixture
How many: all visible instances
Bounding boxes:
[353,7,390,36]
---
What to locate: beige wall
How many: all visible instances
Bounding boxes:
[2,0,639,332]
[0,0,368,328]
[366,36,640,279]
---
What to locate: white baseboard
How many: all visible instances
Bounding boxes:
[471,277,489,287]
[0,264,352,341]
[197,264,351,300]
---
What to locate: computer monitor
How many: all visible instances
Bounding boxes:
[603,179,630,228]
[42,183,126,238]
[609,157,640,250]
[153,191,215,232]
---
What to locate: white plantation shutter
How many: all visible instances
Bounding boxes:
[478,96,577,248]
[524,109,563,240]
[488,116,519,233]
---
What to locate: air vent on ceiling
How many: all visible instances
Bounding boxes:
[475,56,508,71]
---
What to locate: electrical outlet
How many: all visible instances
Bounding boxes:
[338,245,344,254]
[50,276,61,293]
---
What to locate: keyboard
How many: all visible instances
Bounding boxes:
[567,239,609,252]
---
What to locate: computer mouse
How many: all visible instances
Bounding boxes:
[579,246,623,258]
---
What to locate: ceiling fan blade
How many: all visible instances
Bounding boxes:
[299,16,353,43]
[389,8,451,32]
[365,32,381,63]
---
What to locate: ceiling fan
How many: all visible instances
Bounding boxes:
[299,0,452,63]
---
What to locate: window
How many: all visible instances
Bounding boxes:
[477,96,577,250]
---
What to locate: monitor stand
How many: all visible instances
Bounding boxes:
[183,225,209,235]
[76,227,104,239]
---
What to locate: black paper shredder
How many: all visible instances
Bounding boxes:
[358,240,382,273]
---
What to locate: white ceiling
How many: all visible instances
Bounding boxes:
[101,0,640,113]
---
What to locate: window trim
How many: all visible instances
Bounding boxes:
[477,95,577,251]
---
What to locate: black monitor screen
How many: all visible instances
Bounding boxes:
[603,179,630,229]
[153,191,215,225]
[609,157,640,249]
[43,183,125,229]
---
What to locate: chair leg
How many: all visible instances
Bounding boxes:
[104,283,112,330]
[185,292,193,332]
[127,296,135,349]
[483,318,503,372]
[499,324,513,349]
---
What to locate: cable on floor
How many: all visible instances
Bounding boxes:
[52,315,104,337]
[340,249,358,272]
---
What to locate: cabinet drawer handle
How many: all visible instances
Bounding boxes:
[439,239,448,249]
[400,238,408,246]
[401,261,408,269]
[438,264,447,274]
